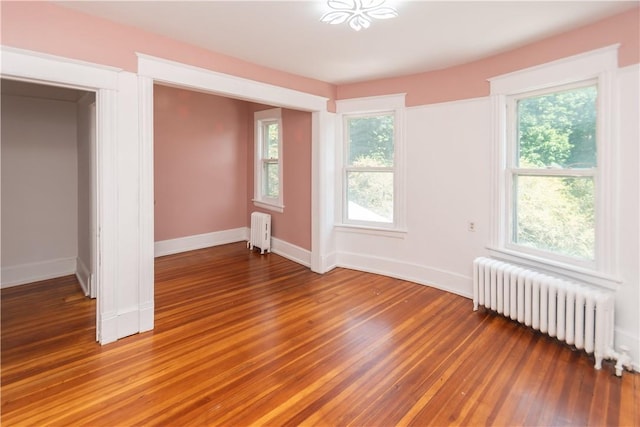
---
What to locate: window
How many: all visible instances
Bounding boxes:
[336,94,405,231]
[489,46,618,282]
[508,82,597,262]
[345,112,395,224]
[254,108,283,212]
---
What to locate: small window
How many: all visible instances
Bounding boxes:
[507,83,597,262]
[254,108,283,212]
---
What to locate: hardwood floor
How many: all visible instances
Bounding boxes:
[2,242,638,426]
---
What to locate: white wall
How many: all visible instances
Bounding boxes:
[1,94,79,286]
[614,64,640,367]
[333,67,640,368]
[335,97,492,297]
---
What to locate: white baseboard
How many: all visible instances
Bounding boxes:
[336,251,473,299]
[98,307,143,344]
[139,300,155,333]
[117,307,141,340]
[271,237,311,267]
[98,310,118,344]
[154,227,248,257]
[76,256,91,296]
[155,229,313,269]
[1,257,77,288]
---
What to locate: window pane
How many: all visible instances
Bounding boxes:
[347,171,393,223]
[347,114,394,167]
[514,175,594,260]
[517,85,597,169]
[263,122,279,159]
[263,162,279,198]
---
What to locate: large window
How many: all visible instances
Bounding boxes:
[337,94,405,231]
[508,83,597,262]
[490,46,618,281]
[254,108,283,212]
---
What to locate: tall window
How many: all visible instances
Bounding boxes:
[254,108,283,212]
[490,46,618,280]
[336,94,405,231]
[508,83,597,262]
[344,112,395,224]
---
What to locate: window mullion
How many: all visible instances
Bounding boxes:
[511,168,596,177]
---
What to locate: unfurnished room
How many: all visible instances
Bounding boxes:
[1,1,639,425]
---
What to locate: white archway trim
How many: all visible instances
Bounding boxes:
[1,46,120,90]
[136,53,336,300]
[136,53,328,111]
[138,76,155,333]
[1,46,121,344]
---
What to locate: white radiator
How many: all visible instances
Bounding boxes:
[247,212,271,254]
[472,257,630,375]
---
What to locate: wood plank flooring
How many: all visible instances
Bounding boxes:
[2,242,638,426]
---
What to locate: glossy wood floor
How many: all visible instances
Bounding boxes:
[2,243,638,426]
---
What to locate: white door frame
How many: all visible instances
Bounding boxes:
[1,46,120,343]
[89,101,98,299]
[136,54,337,320]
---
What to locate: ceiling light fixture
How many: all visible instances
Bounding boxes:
[321,0,398,31]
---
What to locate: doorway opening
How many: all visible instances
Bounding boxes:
[1,46,122,343]
[1,79,97,336]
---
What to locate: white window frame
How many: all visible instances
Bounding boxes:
[253,108,284,212]
[336,94,406,234]
[488,45,620,289]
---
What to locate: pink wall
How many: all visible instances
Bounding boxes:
[247,106,312,251]
[154,86,312,250]
[154,85,249,241]
[337,7,640,106]
[0,1,335,103]
[3,2,636,110]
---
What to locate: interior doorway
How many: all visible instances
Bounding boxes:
[137,55,334,321]
[1,78,97,324]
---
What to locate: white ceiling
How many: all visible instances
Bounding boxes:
[55,1,638,85]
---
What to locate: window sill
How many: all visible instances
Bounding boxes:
[486,246,621,291]
[252,200,284,213]
[335,224,407,239]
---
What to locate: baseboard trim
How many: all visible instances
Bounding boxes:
[155,229,313,269]
[154,228,248,257]
[336,251,473,299]
[139,300,154,333]
[98,310,118,344]
[76,257,91,296]
[271,237,311,267]
[117,307,140,340]
[1,257,77,288]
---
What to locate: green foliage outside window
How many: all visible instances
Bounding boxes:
[263,122,279,198]
[346,114,394,222]
[348,115,394,167]
[515,85,597,260]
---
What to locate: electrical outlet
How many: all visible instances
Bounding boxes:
[468,221,476,232]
